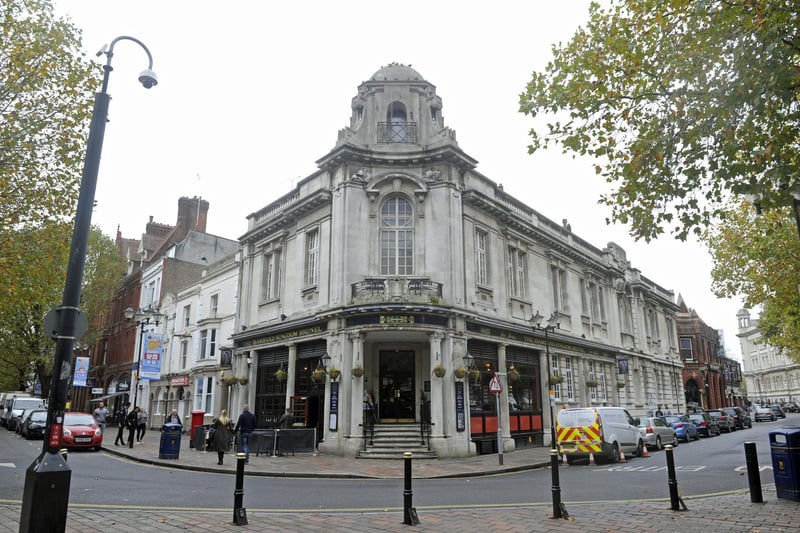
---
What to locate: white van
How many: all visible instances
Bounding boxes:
[556,406,643,464]
[1,392,30,428]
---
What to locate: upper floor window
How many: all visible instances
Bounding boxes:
[589,280,605,323]
[388,101,408,142]
[199,329,216,359]
[475,229,489,286]
[180,340,188,369]
[182,305,191,328]
[507,246,526,298]
[209,294,218,318]
[262,248,282,301]
[380,197,413,276]
[304,229,319,287]
[619,292,633,334]
[551,265,568,311]
[679,337,693,360]
[194,376,213,413]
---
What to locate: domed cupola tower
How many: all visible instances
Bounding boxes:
[321,63,477,169]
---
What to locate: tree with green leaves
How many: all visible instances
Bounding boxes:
[519,0,800,242]
[0,0,115,395]
[705,202,800,361]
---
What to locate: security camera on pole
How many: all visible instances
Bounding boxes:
[19,36,157,533]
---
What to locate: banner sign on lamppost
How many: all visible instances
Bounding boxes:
[140,332,164,380]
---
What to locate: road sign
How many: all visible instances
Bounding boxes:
[489,374,502,393]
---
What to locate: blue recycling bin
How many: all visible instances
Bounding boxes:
[769,428,800,501]
[159,423,183,459]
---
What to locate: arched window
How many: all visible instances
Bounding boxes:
[380,196,413,275]
[387,101,408,142]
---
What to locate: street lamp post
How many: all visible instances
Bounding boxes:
[531,311,563,520]
[125,306,163,448]
[670,357,682,414]
[463,352,475,454]
[19,36,157,533]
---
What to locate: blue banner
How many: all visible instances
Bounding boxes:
[140,333,164,380]
[73,356,89,387]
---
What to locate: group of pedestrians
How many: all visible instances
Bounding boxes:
[208,404,257,465]
[92,401,149,446]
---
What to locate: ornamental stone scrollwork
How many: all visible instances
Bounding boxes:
[423,169,441,182]
[350,167,370,183]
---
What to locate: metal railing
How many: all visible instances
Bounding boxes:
[420,402,432,450]
[378,122,417,143]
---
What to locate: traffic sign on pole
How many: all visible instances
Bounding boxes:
[489,374,502,393]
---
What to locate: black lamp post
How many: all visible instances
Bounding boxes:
[531,310,564,520]
[19,36,157,533]
[463,352,475,452]
[531,311,560,448]
[320,352,332,373]
[125,306,163,448]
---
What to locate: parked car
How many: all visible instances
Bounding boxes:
[5,397,46,432]
[705,409,735,432]
[20,409,47,440]
[61,412,103,451]
[754,406,776,422]
[661,414,699,442]
[688,412,721,437]
[721,406,752,429]
[14,408,37,435]
[769,405,786,419]
[638,416,678,450]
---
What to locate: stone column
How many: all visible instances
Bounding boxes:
[286,342,297,410]
[429,332,444,437]
[349,332,365,437]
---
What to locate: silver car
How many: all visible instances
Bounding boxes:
[637,416,678,451]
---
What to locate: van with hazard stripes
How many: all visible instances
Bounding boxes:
[556,407,644,464]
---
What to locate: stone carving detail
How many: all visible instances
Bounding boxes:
[424,169,441,182]
[350,167,370,183]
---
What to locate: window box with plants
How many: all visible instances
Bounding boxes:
[585,379,599,388]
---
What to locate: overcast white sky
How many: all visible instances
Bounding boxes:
[52,0,746,360]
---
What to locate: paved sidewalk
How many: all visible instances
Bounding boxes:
[4,429,799,532]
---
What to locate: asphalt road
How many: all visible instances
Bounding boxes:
[0,415,791,512]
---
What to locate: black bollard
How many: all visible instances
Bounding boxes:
[664,445,687,511]
[403,452,419,525]
[744,442,763,503]
[549,449,563,519]
[232,453,248,526]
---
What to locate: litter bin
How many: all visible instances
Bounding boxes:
[159,423,182,459]
[770,428,800,501]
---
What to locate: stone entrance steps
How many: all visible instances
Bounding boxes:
[357,423,438,459]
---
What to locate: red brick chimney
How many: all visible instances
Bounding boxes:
[176,196,209,234]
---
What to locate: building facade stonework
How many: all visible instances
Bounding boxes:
[232,64,684,457]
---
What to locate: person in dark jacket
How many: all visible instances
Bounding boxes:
[211,409,233,465]
[114,402,130,446]
[126,407,140,446]
[234,405,257,463]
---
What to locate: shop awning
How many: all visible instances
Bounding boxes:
[89,391,128,403]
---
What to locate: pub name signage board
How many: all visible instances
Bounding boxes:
[346,313,448,328]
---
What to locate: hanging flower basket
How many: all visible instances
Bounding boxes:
[312,368,327,382]
[616,381,626,389]
[351,366,365,378]
[507,368,520,382]
[433,365,446,378]
[453,367,467,379]
[238,377,249,386]
[221,376,239,386]
[469,369,482,382]
[550,375,564,386]
[328,368,341,381]
[585,379,599,388]
[274,369,287,382]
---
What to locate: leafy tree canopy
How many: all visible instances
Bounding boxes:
[519,0,800,242]
[704,202,800,361]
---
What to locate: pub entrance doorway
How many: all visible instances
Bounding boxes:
[378,350,415,422]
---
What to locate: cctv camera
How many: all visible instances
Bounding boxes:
[138,69,158,89]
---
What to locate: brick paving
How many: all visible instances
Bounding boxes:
[3,430,799,532]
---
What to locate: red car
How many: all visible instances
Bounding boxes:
[61,412,103,451]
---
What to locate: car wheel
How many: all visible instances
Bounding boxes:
[610,442,619,463]
[655,436,663,450]
[672,435,679,447]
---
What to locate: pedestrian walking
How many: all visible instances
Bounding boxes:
[92,402,108,433]
[234,404,256,463]
[126,406,140,446]
[136,408,148,442]
[114,402,130,446]
[211,409,234,465]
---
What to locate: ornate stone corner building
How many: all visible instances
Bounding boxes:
[234,64,682,458]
